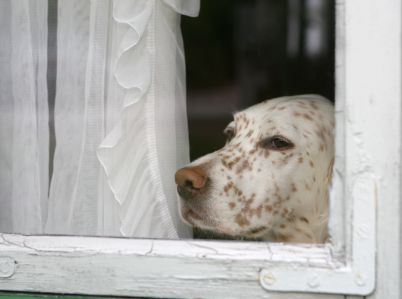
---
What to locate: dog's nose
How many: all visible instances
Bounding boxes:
[175,166,207,200]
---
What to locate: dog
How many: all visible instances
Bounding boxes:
[175,95,334,243]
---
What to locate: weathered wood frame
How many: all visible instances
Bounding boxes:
[1,0,402,297]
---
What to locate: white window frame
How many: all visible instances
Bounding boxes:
[0,0,400,297]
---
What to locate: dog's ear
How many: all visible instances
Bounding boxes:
[326,158,334,185]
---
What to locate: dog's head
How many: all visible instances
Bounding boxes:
[175,95,334,242]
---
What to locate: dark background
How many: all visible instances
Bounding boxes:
[182,0,335,161]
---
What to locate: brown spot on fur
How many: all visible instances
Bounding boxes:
[275,233,292,242]
[249,149,257,155]
[236,160,251,174]
[303,113,313,121]
[316,128,327,144]
[309,160,314,168]
[300,217,309,224]
[248,226,266,235]
[273,201,282,208]
[265,205,273,212]
[287,213,296,223]
[298,157,303,164]
[256,205,262,217]
[246,204,263,219]
[241,199,254,215]
[235,214,250,227]
[224,182,234,194]
[304,232,313,240]
[310,101,319,110]
[229,202,236,209]
[221,159,229,169]
[281,153,294,165]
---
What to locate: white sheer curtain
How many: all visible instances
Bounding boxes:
[0,0,49,234]
[0,0,199,239]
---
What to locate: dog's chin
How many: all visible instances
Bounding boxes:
[179,201,223,232]
[179,199,270,239]
[180,204,202,226]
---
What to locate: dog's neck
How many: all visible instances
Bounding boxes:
[263,215,328,243]
[262,186,329,243]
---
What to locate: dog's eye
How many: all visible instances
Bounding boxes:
[260,135,294,150]
[224,127,235,142]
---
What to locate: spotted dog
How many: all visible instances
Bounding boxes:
[175,95,334,243]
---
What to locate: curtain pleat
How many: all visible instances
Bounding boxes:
[46,0,92,235]
[0,0,48,234]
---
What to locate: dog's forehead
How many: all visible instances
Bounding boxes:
[234,95,333,131]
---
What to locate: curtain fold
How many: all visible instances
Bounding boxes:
[0,0,200,238]
[0,0,49,234]
[46,0,98,235]
[97,0,198,238]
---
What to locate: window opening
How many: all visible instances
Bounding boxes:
[182,0,335,241]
